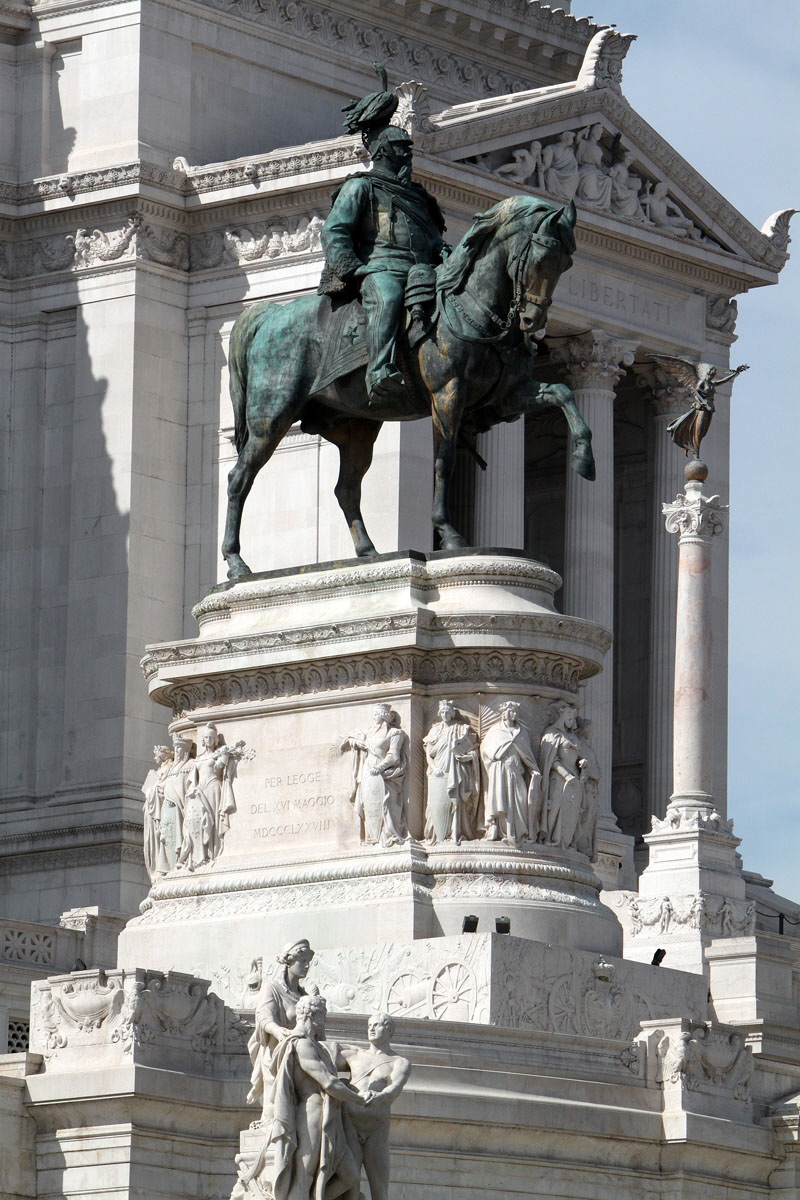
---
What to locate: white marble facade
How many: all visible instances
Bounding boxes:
[0,0,791,929]
[2,1,800,1198]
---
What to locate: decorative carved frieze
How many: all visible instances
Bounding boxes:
[9,215,188,278]
[30,968,221,1071]
[190,215,323,270]
[156,648,588,717]
[626,892,755,938]
[188,0,543,99]
[469,122,719,246]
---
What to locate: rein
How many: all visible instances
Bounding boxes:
[439,229,557,345]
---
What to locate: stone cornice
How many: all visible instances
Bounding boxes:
[0,143,780,294]
[144,0,598,98]
[0,0,31,33]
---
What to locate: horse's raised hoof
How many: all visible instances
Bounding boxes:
[225,553,253,580]
[572,445,596,482]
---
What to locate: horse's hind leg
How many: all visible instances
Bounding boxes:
[222,411,298,578]
[324,418,381,557]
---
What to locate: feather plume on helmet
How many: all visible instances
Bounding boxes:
[342,63,407,157]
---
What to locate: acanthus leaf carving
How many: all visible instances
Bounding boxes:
[663,490,728,539]
[575,27,637,95]
[761,208,797,255]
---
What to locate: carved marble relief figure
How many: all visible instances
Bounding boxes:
[342,704,410,847]
[536,701,586,850]
[423,699,481,843]
[574,123,613,209]
[575,718,600,859]
[176,724,253,871]
[141,744,174,881]
[539,130,579,201]
[247,938,316,1124]
[481,702,541,845]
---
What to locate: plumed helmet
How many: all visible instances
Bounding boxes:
[342,63,399,146]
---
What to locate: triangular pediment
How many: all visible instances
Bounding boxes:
[421,84,785,276]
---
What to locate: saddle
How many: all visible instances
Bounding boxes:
[310,263,437,398]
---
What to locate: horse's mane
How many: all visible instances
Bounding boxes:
[437,196,570,296]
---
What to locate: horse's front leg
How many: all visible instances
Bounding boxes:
[520,381,594,480]
[431,382,468,551]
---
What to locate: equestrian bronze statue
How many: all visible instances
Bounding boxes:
[221,70,595,579]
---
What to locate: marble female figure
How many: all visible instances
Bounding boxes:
[575,124,613,210]
[247,938,316,1123]
[423,699,481,843]
[538,702,585,850]
[481,702,541,845]
[156,734,192,872]
[141,744,173,881]
[539,131,579,201]
[342,704,410,846]
[609,149,645,221]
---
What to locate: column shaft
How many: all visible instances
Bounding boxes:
[474,422,525,548]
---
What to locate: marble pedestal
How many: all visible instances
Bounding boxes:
[121,551,621,976]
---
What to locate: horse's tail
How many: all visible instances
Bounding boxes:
[228,301,272,455]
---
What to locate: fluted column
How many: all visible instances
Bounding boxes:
[551,330,636,820]
[473,422,525,548]
[641,366,691,826]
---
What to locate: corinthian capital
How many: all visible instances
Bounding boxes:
[635,362,691,418]
[663,480,728,540]
[551,328,638,391]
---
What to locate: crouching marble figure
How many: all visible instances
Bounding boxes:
[341,704,410,847]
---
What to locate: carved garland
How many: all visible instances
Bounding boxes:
[154,649,587,715]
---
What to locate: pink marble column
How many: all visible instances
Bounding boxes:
[663,460,728,816]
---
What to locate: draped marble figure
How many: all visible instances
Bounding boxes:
[247,939,316,1123]
[481,702,541,845]
[423,699,481,843]
[342,704,410,847]
[268,994,369,1200]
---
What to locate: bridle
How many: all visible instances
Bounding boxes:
[440,226,566,345]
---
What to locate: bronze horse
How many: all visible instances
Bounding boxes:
[222,195,594,578]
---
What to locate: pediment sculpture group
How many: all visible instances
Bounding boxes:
[234,938,410,1200]
[140,723,254,881]
[342,697,600,859]
[481,123,706,242]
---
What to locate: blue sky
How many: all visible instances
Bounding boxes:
[582,1,800,897]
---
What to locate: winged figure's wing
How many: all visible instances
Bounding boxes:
[649,354,698,390]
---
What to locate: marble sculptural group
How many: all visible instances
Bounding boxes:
[145,696,601,880]
[141,725,254,879]
[237,938,411,1200]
